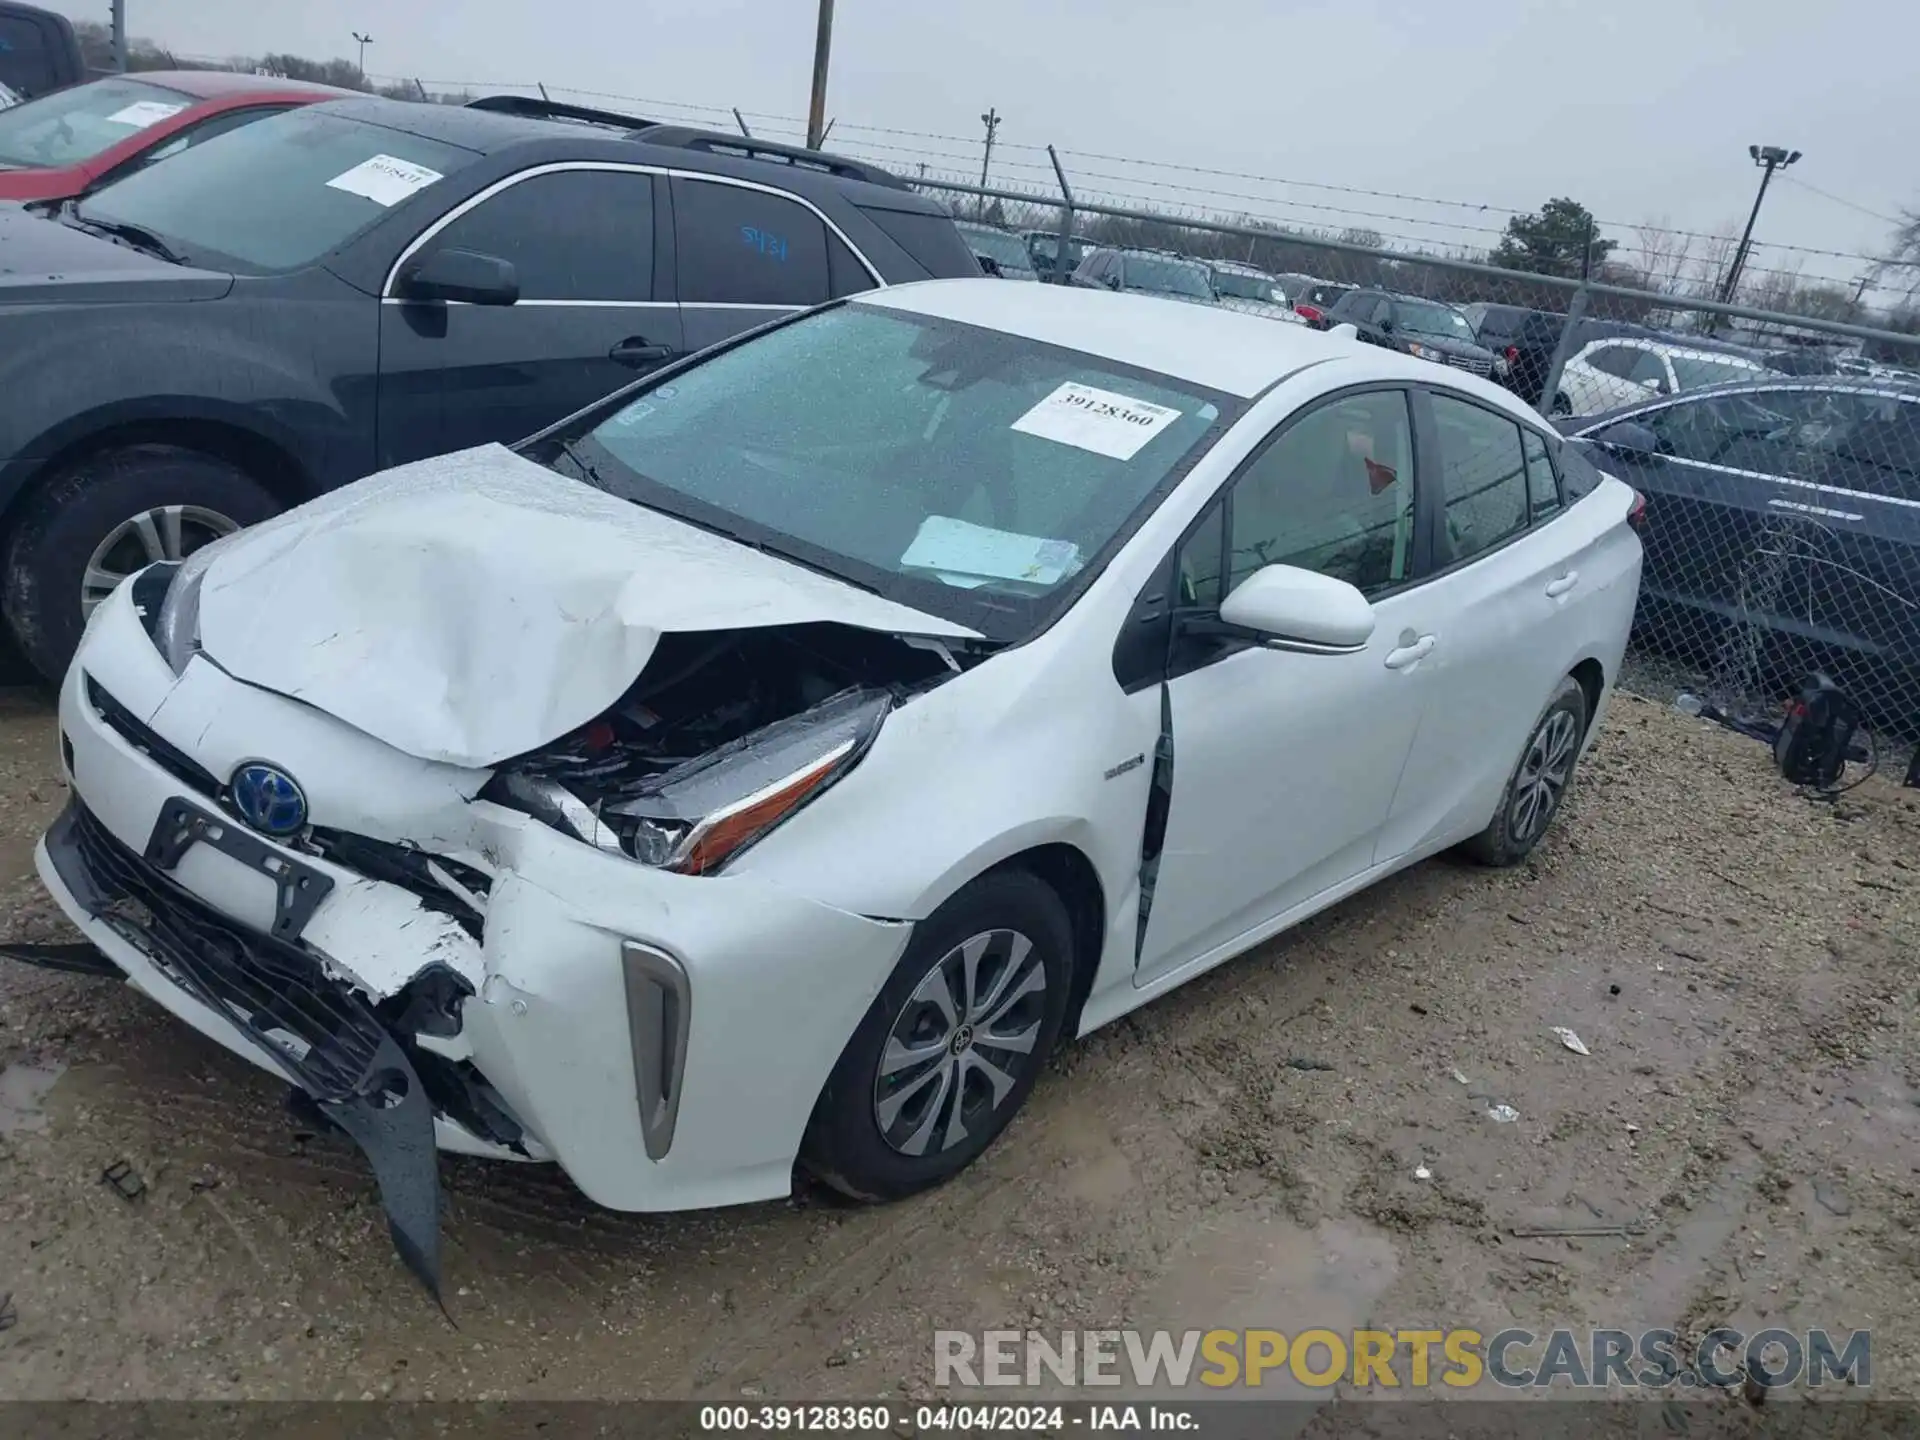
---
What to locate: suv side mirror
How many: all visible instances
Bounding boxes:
[1377,315,1395,334]
[394,247,520,306]
[1218,565,1375,653]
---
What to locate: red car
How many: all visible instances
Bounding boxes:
[0,70,351,203]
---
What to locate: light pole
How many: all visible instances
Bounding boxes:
[977,107,1000,222]
[352,31,374,84]
[1718,144,1800,306]
[804,0,834,150]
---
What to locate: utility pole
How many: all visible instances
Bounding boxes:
[1719,144,1800,306]
[804,0,834,150]
[977,107,1000,222]
[352,31,374,83]
[110,0,126,72]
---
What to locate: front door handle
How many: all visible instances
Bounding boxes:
[1383,635,1436,671]
[1544,571,1580,599]
[610,338,673,367]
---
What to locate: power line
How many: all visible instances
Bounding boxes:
[1778,174,1902,227]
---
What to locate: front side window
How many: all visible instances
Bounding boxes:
[0,77,191,168]
[1627,349,1670,389]
[570,304,1235,638]
[1432,394,1530,563]
[1226,390,1417,597]
[434,169,653,301]
[77,108,475,273]
[673,178,829,307]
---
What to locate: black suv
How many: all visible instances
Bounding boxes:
[1323,288,1500,379]
[0,93,979,678]
[1461,302,1567,406]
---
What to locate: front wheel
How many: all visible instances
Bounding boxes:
[802,869,1074,1201]
[2,445,281,681]
[1461,676,1588,867]
[1549,392,1573,417]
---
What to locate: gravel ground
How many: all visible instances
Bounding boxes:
[0,683,1916,1411]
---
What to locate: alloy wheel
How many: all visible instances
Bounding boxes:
[1510,708,1579,843]
[872,928,1048,1157]
[81,505,240,617]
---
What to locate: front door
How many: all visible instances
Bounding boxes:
[377,167,683,468]
[1137,388,1435,982]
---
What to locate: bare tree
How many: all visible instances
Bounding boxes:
[1873,209,1920,308]
[1686,220,1742,302]
[1631,217,1696,297]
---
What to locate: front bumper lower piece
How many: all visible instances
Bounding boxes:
[12,798,448,1303]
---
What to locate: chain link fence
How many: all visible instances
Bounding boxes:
[912,172,1920,747]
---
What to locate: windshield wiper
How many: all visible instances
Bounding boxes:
[553,438,609,490]
[66,206,188,265]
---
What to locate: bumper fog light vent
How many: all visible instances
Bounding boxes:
[620,941,690,1160]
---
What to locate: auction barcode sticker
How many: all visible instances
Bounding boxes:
[1011,382,1182,461]
[325,155,445,207]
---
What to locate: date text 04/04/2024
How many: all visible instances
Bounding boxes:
[697,1405,1199,1432]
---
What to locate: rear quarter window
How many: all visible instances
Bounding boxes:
[854,203,978,278]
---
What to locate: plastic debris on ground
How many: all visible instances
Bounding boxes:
[1414,1164,1433,1180]
[1551,1026,1590,1056]
[1486,1104,1520,1124]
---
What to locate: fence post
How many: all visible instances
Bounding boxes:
[1047,146,1075,286]
[1535,287,1591,418]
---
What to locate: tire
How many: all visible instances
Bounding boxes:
[2,445,281,682]
[802,869,1074,1202]
[1461,676,1588,868]
[1549,393,1572,418]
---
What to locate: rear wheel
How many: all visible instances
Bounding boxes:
[1462,676,1588,867]
[2,445,280,681]
[802,869,1073,1201]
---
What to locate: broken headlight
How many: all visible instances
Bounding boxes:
[491,687,892,876]
[150,534,238,675]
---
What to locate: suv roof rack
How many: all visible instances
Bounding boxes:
[465,93,664,131]
[464,95,906,190]
[624,125,907,190]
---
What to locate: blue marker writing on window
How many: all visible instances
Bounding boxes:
[740,225,789,262]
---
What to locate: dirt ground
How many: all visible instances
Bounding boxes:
[0,684,1917,1407]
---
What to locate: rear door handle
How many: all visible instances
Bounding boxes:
[1383,635,1436,670]
[1544,571,1580,599]
[610,338,673,367]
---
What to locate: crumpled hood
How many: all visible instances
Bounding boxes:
[195,444,979,769]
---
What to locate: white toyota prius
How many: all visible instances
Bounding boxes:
[19,281,1642,1294]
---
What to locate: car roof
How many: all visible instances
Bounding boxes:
[301,95,949,212]
[136,69,355,101]
[1591,337,1762,362]
[862,279,1408,398]
[1570,374,1920,430]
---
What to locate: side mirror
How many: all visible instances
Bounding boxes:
[1218,565,1375,653]
[1105,274,1122,292]
[394,247,520,306]
[1377,316,1395,334]
[1649,376,1671,395]
[977,255,1003,277]
[1593,421,1661,458]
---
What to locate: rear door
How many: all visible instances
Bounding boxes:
[376,165,681,466]
[667,175,878,353]
[1377,391,1639,859]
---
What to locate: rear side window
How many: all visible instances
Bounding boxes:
[854,203,978,277]
[827,234,876,297]
[1431,394,1530,563]
[435,169,654,301]
[674,178,829,307]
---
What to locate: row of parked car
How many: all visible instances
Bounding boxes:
[942,218,1920,732]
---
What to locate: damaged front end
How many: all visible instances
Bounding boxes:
[15,618,969,1305]
[481,624,958,875]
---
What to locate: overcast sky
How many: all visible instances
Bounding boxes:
[50,0,1917,293]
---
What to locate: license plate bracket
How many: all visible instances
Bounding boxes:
[143,797,334,941]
